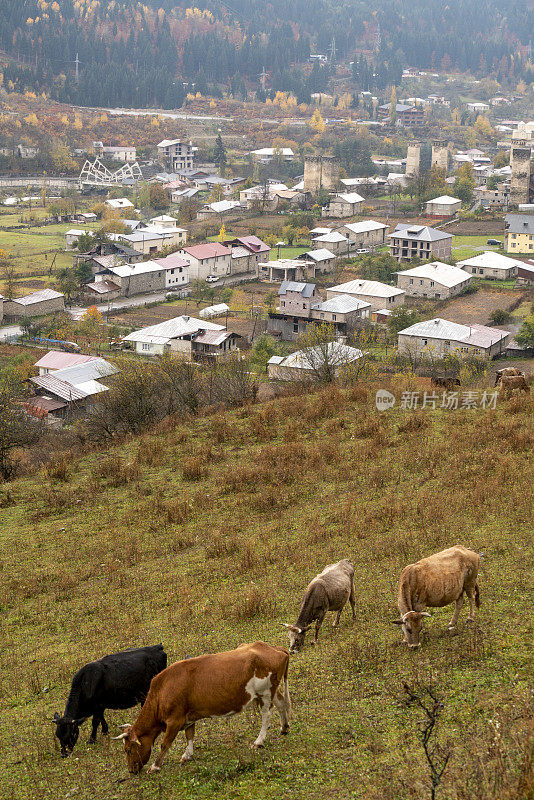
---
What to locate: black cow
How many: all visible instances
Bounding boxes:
[54,644,167,756]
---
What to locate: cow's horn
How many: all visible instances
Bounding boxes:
[421,612,431,618]
[118,723,131,729]
[280,623,292,628]
[112,732,129,740]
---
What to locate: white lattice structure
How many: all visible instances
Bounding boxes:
[79,158,142,188]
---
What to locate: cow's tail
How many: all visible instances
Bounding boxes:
[283,656,292,717]
[475,583,481,608]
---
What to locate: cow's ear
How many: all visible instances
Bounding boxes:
[391,619,404,625]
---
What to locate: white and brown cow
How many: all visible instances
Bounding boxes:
[499,374,530,396]
[114,642,290,774]
[283,559,356,653]
[392,546,481,649]
[494,367,523,387]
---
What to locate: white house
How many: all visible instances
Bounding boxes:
[466,102,490,113]
[137,222,187,248]
[327,278,405,313]
[396,262,472,299]
[101,146,137,162]
[106,197,134,210]
[177,243,232,281]
[122,315,239,360]
[112,230,174,256]
[425,195,462,218]
[157,139,197,171]
[153,253,190,288]
[457,252,521,280]
[397,318,510,359]
[250,147,294,163]
[338,220,388,249]
[196,200,241,220]
[268,342,364,381]
[323,192,365,218]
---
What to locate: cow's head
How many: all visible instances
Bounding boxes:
[282,623,312,653]
[113,726,151,774]
[53,712,84,756]
[391,611,431,648]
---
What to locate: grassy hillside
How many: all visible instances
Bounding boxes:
[1,378,533,800]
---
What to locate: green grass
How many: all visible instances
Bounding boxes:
[0,378,532,799]
[451,235,504,262]
[269,245,309,260]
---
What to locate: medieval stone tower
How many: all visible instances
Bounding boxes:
[405,142,422,178]
[303,155,340,193]
[431,140,449,172]
[510,140,533,206]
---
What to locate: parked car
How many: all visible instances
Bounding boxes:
[206,275,220,283]
[487,238,501,246]
[356,248,371,255]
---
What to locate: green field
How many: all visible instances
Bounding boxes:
[451,235,504,262]
[269,244,309,260]
[1,379,532,800]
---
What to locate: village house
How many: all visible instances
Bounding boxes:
[323,192,365,218]
[105,197,134,210]
[268,342,364,381]
[457,251,521,280]
[250,147,294,163]
[259,258,324,283]
[176,243,232,281]
[157,139,197,171]
[297,248,337,274]
[397,317,510,359]
[311,230,349,256]
[26,356,118,420]
[338,220,388,250]
[388,224,453,263]
[136,220,188,248]
[517,260,534,284]
[396,262,472,299]
[112,230,175,256]
[196,200,241,220]
[504,214,534,254]
[65,229,94,250]
[100,146,137,162]
[122,315,240,361]
[378,103,425,126]
[83,278,122,302]
[326,279,405,313]
[33,351,100,376]
[425,195,462,218]
[224,236,271,277]
[153,253,190,289]
[474,185,510,211]
[3,289,64,320]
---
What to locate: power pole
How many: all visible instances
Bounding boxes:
[258,67,267,92]
[74,53,80,84]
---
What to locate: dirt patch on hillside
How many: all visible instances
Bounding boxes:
[439,288,522,325]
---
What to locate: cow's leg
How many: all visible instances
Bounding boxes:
[100,713,109,736]
[149,720,183,773]
[88,714,101,744]
[313,611,327,644]
[332,610,342,627]
[181,724,195,763]
[272,688,290,735]
[253,701,273,748]
[466,587,477,622]
[349,583,356,620]
[448,595,464,629]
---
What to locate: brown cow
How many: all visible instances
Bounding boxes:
[499,374,530,396]
[282,560,356,653]
[392,546,481,649]
[113,642,290,774]
[494,367,523,387]
[431,375,461,390]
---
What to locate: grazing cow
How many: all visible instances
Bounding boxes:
[499,374,530,396]
[494,367,523,387]
[113,642,290,774]
[54,645,167,756]
[431,376,461,390]
[282,560,356,653]
[392,546,480,649]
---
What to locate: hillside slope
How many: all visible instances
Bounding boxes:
[1,380,533,800]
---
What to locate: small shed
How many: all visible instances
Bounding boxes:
[425,196,461,218]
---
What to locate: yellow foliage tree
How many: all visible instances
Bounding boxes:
[309,108,325,133]
[82,305,103,325]
[24,113,39,126]
[218,224,226,241]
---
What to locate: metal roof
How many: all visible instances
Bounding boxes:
[389,224,453,242]
[278,281,316,297]
[427,195,461,205]
[329,279,405,298]
[334,192,365,204]
[86,280,120,294]
[154,254,190,270]
[273,342,363,370]
[11,289,64,306]
[31,375,88,401]
[34,351,97,371]
[398,317,509,348]
[49,358,118,383]
[313,231,347,243]
[123,315,224,343]
[303,248,336,262]
[342,221,387,234]
[457,251,523,271]
[181,243,231,260]
[312,295,371,313]
[396,262,471,288]
[194,330,234,346]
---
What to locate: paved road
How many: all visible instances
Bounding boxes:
[0,325,22,341]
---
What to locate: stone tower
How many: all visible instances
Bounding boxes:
[510,142,532,206]
[431,140,449,172]
[303,155,340,193]
[405,142,422,178]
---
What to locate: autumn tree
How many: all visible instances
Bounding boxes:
[454,163,476,204]
[309,109,325,133]
[213,133,227,174]
[389,86,397,125]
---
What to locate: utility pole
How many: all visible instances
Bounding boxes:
[258,67,267,92]
[74,53,80,84]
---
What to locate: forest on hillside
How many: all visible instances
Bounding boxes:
[0,0,532,108]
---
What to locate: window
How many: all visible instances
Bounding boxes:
[142,343,150,351]
[293,320,299,333]
[430,281,434,287]
[332,314,337,321]
[409,278,414,284]
[303,304,307,309]
[422,339,428,346]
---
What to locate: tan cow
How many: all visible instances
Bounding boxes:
[392,546,481,649]
[113,642,290,774]
[494,367,523,387]
[282,559,356,653]
[499,374,530,396]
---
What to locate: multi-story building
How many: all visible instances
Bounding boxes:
[157,139,197,172]
[504,214,534,254]
[388,224,453,263]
